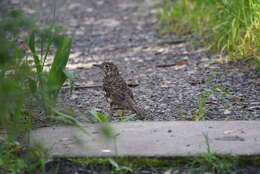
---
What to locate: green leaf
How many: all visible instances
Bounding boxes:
[120,114,136,122]
[108,158,133,172]
[89,109,109,123]
[47,36,72,101]
[28,31,36,54]
[49,108,88,134]
[120,166,133,172]
[108,158,120,170]
[28,31,42,74]
[100,123,114,139]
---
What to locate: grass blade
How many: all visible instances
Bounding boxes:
[47,36,72,101]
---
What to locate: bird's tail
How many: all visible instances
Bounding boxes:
[126,95,146,120]
[133,105,146,120]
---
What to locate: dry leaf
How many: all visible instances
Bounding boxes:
[175,60,188,66]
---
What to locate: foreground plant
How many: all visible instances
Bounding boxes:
[0,8,77,173]
[185,134,242,174]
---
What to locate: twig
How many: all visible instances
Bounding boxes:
[62,83,139,90]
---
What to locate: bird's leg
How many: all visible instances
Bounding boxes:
[121,110,125,117]
[132,105,145,120]
[109,102,114,117]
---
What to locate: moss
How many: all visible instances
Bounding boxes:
[69,155,260,174]
[239,156,260,166]
[70,157,174,169]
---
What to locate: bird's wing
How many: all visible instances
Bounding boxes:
[103,79,111,98]
[116,76,134,99]
[104,76,133,102]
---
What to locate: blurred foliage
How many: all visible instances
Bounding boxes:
[89,108,136,123]
[0,8,75,173]
[0,9,34,140]
[0,141,49,173]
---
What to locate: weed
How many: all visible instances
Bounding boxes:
[27,26,74,116]
[0,7,76,134]
[187,153,241,174]
[192,72,238,120]
[184,134,243,174]
[192,89,211,121]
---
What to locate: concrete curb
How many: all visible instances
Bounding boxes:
[30,121,260,157]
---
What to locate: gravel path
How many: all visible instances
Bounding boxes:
[13,0,259,121]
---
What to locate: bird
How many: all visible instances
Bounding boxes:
[94,62,145,119]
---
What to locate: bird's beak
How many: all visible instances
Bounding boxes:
[93,64,102,68]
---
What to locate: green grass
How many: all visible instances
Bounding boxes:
[158,0,260,60]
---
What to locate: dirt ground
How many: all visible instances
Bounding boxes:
[12,0,259,122]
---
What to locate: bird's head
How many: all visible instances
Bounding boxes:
[94,62,120,76]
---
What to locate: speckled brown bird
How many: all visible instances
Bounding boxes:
[94,62,144,119]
